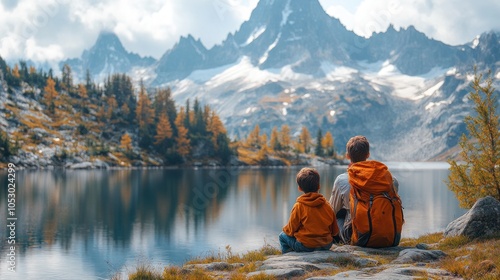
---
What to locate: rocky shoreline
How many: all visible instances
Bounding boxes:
[3,152,345,170]
[184,244,456,279]
[123,196,500,280]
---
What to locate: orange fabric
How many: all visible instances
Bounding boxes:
[283,192,339,248]
[348,160,404,248]
[348,161,393,193]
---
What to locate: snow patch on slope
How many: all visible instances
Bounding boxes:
[243,26,266,47]
[361,61,448,100]
[425,100,450,110]
[259,34,281,65]
[321,62,358,82]
[281,0,292,27]
[422,80,444,98]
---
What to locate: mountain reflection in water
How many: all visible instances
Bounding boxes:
[0,164,466,279]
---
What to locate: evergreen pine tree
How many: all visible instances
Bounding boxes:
[315,129,324,156]
[0,130,12,159]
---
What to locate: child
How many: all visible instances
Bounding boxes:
[279,168,339,254]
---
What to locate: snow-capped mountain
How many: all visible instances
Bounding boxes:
[61,31,156,82]
[60,0,500,161]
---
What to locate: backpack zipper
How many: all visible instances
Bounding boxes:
[384,193,398,246]
[366,194,373,246]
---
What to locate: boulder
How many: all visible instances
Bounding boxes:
[253,250,379,279]
[93,159,109,169]
[444,196,500,239]
[247,268,305,279]
[391,249,446,264]
[308,265,455,279]
[69,162,93,169]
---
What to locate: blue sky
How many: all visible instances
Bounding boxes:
[1,0,499,64]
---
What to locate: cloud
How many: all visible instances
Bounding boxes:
[322,0,500,45]
[0,0,259,63]
[1,0,500,65]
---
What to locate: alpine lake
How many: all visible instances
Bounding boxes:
[0,162,467,279]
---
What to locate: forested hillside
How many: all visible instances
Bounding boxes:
[0,57,341,168]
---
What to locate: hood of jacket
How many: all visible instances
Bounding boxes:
[348,160,393,192]
[297,192,327,207]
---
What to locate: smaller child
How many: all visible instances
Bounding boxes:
[279,168,339,254]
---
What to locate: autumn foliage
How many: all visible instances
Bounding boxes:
[0,58,340,167]
[447,70,500,207]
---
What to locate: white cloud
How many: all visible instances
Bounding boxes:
[25,38,64,61]
[1,0,500,65]
[321,0,500,45]
[0,0,259,63]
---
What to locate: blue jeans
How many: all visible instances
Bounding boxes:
[279,232,333,254]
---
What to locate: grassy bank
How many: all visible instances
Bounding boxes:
[114,234,499,280]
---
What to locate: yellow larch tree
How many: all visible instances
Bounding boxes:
[44,77,58,104]
[299,126,312,153]
[322,131,335,157]
[120,133,132,152]
[270,126,280,151]
[247,124,261,148]
[207,111,226,150]
[136,85,155,129]
[77,84,88,99]
[447,70,500,207]
[12,64,20,78]
[155,113,173,145]
[279,124,291,151]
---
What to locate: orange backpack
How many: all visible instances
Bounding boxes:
[348,161,404,248]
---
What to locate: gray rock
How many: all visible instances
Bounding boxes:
[259,250,378,276]
[392,249,446,264]
[307,265,455,279]
[248,268,305,279]
[259,260,337,271]
[444,196,500,239]
[93,159,109,169]
[415,243,430,250]
[265,250,366,265]
[332,245,409,256]
[69,162,93,169]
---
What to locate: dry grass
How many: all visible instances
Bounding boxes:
[186,244,280,266]
[399,232,444,247]
[121,243,281,280]
[120,234,499,280]
[402,232,500,280]
[162,267,213,280]
[438,236,500,280]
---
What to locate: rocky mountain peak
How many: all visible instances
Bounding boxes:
[91,31,127,54]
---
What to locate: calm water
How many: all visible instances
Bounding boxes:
[0,163,467,279]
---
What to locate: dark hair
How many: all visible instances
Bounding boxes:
[296,167,320,193]
[346,135,369,163]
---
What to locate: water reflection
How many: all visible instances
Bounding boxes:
[0,165,466,279]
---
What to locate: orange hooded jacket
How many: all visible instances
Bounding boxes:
[283,192,339,248]
[348,161,394,193]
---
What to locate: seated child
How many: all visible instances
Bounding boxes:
[279,168,339,253]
